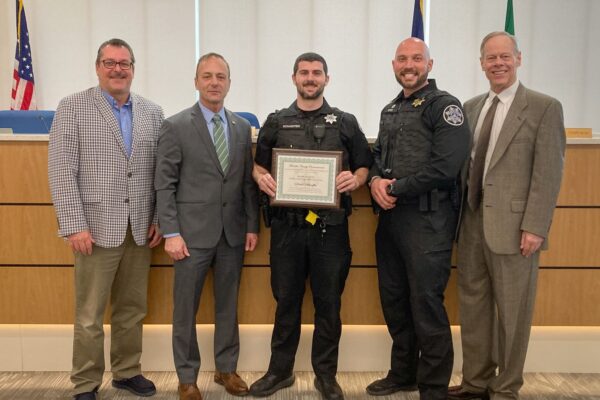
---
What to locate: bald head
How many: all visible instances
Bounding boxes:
[392,37,433,96]
[395,37,431,60]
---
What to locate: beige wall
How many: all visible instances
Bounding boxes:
[2,0,600,132]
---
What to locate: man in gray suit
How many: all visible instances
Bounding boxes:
[155,53,259,400]
[448,32,566,400]
[48,38,164,400]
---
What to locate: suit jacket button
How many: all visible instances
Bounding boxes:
[222,202,227,207]
[124,199,129,203]
[127,172,132,178]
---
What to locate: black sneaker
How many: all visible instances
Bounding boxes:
[112,374,157,397]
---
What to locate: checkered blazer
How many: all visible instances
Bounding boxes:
[48,86,164,248]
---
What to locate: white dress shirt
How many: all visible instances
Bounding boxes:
[471,79,520,181]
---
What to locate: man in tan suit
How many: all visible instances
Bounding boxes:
[448,32,565,400]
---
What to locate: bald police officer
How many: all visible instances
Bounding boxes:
[367,38,470,400]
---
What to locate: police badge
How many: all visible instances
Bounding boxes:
[412,98,426,107]
[324,114,337,124]
[443,105,464,126]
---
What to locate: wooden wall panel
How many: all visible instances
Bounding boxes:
[351,186,372,206]
[146,267,386,325]
[1,142,597,206]
[0,142,51,203]
[3,267,598,326]
[3,205,597,268]
[557,145,600,206]
[0,266,446,325]
[1,140,599,326]
[239,221,270,266]
[0,205,72,265]
[533,269,600,326]
[0,267,74,324]
[541,208,600,267]
[348,208,377,265]
[349,145,600,207]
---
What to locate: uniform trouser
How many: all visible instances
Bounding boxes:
[172,234,244,384]
[71,227,151,395]
[376,201,455,400]
[457,206,539,400]
[267,217,352,379]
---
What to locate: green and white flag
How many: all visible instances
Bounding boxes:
[505,0,515,35]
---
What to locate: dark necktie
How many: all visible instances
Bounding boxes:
[212,114,229,171]
[467,96,500,211]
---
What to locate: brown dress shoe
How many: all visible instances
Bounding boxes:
[178,383,202,400]
[447,385,489,400]
[448,384,463,393]
[214,372,249,396]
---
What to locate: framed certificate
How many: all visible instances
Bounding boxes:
[271,148,342,209]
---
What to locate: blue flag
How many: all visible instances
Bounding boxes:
[411,0,424,40]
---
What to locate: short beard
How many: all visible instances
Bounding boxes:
[297,85,324,100]
[395,71,428,90]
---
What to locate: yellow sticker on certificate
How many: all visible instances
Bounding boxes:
[270,148,342,209]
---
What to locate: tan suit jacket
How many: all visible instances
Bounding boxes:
[463,83,566,254]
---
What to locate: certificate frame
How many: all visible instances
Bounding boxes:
[271,148,342,209]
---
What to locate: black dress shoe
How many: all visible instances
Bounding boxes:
[447,385,489,400]
[314,376,344,400]
[112,374,157,397]
[366,376,417,396]
[74,390,97,400]
[249,372,295,397]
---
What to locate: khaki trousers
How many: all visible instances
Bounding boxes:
[71,227,151,394]
[457,207,539,400]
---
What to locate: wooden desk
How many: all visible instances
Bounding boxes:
[1,135,599,325]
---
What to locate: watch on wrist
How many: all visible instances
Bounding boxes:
[386,183,394,196]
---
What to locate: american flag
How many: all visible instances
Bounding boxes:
[11,0,36,110]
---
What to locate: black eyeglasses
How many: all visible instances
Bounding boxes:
[101,60,133,70]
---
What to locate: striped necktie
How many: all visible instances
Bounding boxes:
[212,114,229,171]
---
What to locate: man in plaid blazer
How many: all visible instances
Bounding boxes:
[48,38,163,400]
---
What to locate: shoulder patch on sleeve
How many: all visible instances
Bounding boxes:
[442,104,464,126]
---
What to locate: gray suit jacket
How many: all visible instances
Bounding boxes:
[48,86,164,247]
[155,103,259,248]
[463,83,565,254]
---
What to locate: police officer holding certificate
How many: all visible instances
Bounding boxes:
[250,52,372,400]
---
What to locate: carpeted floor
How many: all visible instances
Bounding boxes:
[0,371,599,399]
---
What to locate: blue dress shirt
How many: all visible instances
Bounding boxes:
[102,90,133,158]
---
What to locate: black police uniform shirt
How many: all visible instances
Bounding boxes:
[370,79,470,198]
[255,99,372,176]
